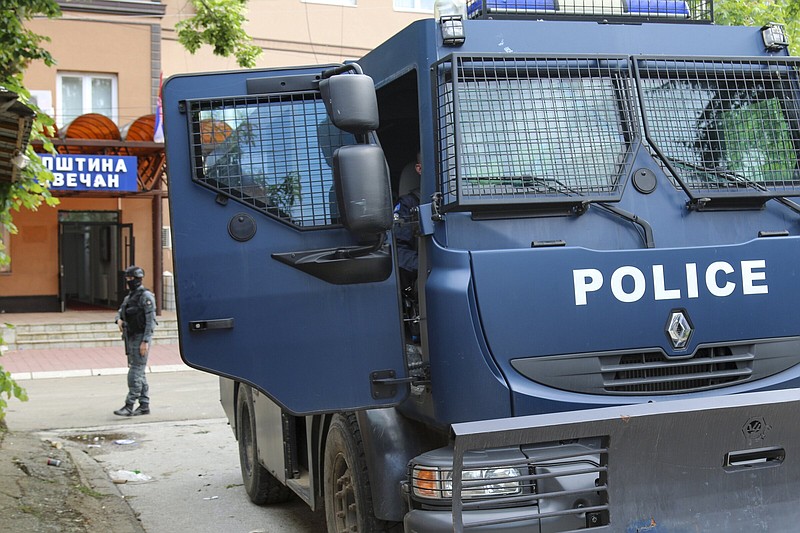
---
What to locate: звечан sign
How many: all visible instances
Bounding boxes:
[41,154,138,192]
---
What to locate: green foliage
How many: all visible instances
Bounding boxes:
[74,483,107,499]
[715,0,800,56]
[0,79,60,268]
[0,0,60,267]
[0,367,29,421]
[1,325,28,424]
[0,0,60,422]
[0,0,60,80]
[176,0,262,68]
[266,171,302,214]
[720,98,795,180]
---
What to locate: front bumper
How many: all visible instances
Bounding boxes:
[405,507,542,532]
[419,389,800,533]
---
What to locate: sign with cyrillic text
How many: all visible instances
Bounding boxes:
[41,155,138,192]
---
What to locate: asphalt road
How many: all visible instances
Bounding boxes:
[5,371,326,533]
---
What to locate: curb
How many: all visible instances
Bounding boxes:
[66,440,146,533]
[10,363,193,381]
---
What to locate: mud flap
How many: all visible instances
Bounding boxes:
[450,389,800,532]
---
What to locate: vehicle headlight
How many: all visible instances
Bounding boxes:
[412,465,524,500]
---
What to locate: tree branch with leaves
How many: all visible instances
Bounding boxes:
[715,0,800,56]
[0,0,62,427]
[176,0,263,68]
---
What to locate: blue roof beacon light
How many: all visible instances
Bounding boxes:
[762,22,789,51]
[466,0,711,22]
[627,0,689,17]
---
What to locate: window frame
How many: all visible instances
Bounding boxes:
[393,0,433,13]
[301,0,357,7]
[56,71,119,127]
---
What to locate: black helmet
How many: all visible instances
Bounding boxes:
[125,265,144,278]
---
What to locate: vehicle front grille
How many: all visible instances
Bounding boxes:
[509,339,800,396]
[601,347,752,393]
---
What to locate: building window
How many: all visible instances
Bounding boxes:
[162,226,172,249]
[57,72,118,127]
[302,0,357,6]
[394,0,433,12]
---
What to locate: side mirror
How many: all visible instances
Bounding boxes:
[319,74,379,134]
[334,144,393,236]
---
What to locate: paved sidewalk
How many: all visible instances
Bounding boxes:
[0,309,187,380]
[1,344,188,381]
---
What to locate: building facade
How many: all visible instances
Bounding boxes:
[2,0,430,314]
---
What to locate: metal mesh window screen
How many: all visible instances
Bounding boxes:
[466,0,712,22]
[435,56,633,209]
[637,58,800,196]
[187,93,354,228]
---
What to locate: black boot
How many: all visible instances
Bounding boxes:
[114,404,134,416]
[133,404,150,416]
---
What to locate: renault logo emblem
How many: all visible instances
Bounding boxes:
[666,310,693,350]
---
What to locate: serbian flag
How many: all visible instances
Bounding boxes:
[153,73,164,143]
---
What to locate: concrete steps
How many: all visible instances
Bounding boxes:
[2,318,178,351]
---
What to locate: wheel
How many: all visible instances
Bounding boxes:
[324,413,400,533]
[236,385,293,505]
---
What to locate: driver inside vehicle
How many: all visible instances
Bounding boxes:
[394,152,422,342]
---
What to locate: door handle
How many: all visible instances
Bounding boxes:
[189,318,234,332]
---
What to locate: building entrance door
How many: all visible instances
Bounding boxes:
[58,211,132,311]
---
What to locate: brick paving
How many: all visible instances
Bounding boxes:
[0,310,187,380]
[1,344,186,380]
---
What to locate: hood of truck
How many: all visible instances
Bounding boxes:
[470,238,800,362]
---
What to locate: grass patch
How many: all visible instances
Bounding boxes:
[74,484,106,499]
[19,504,42,517]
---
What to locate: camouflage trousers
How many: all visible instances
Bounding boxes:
[124,333,150,406]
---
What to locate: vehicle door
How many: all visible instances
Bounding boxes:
[163,66,406,414]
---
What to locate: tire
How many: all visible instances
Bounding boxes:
[236,385,293,505]
[324,413,400,533]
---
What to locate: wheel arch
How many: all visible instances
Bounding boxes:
[220,377,239,439]
[310,413,333,512]
[359,409,447,522]
[313,408,446,521]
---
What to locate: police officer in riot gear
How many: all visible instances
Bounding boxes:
[113,265,157,416]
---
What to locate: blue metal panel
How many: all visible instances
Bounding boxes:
[457,19,770,58]
[470,238,800,413]
[422,242,515,424]
[471,237,800,355]
[364,19,775,64]
[163,67,406,415]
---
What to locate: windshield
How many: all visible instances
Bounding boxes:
[437,57,632,207]
[435,55,800,210]
[459,78,628,195]
[638,59,800,192]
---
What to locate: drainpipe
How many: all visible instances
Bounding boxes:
[152,191,163,316]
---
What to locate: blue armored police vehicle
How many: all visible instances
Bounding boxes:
[163,1,800,530]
